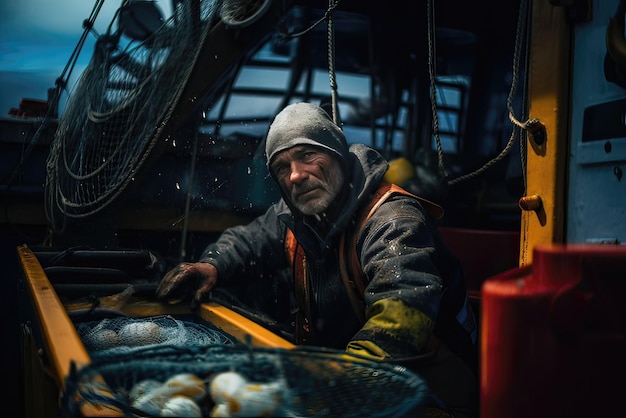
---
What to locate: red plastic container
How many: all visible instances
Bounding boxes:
[480,244,626,418]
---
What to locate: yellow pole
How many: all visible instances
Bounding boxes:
[520,0,571,265]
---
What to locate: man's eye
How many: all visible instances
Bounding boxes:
[302,151,317,161]
[273,165,288,176]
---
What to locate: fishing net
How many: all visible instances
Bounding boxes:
[220,0,272,27]
[75,315,236,359]
[61,345,429,417]
[45,0,221,221]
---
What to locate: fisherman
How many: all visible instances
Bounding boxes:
[156,102,478,416]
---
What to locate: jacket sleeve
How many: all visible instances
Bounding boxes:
[198,203,289,285]
[346,195,443,359]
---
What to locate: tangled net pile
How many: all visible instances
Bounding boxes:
[76,315,236,359]
[62,345,429,417]
[45,0,221,222]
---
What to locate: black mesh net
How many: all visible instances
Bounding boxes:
[61,345,429,417]
[45,0,220,222]
[75,315,236,359]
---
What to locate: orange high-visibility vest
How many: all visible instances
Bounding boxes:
[284,181,443,344]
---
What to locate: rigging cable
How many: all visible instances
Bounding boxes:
[3,0,108,245]
[2,0,107,189]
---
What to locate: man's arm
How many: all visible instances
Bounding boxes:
[348,196,443,359]
[156,204,289,308]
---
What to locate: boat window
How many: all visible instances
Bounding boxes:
[432,75,470,154]
[198,7,419,156]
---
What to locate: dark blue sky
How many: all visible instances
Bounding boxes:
[0,0,171,115]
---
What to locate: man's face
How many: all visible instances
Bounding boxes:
[270,144,344,216]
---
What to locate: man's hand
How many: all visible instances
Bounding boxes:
[156,262,218,310]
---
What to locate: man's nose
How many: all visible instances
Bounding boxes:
[289,161,308,184]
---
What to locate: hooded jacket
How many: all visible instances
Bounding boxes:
[198,103,477,371]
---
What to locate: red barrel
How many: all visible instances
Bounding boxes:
[480,244,626,418]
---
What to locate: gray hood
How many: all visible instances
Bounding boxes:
[265,102,349,168]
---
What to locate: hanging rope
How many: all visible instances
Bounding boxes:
[276,0,342,125]
[277,1,341,40]
[428,0,535,187]
[426,0,447,179]
[326,0,341,126]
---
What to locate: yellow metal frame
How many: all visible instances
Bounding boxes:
[198,303,295,349]
[18,244,92,391]
[520,0,571,265]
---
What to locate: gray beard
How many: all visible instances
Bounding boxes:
[294,165,344,216]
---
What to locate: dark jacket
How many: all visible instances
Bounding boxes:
[199,143,477,371]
